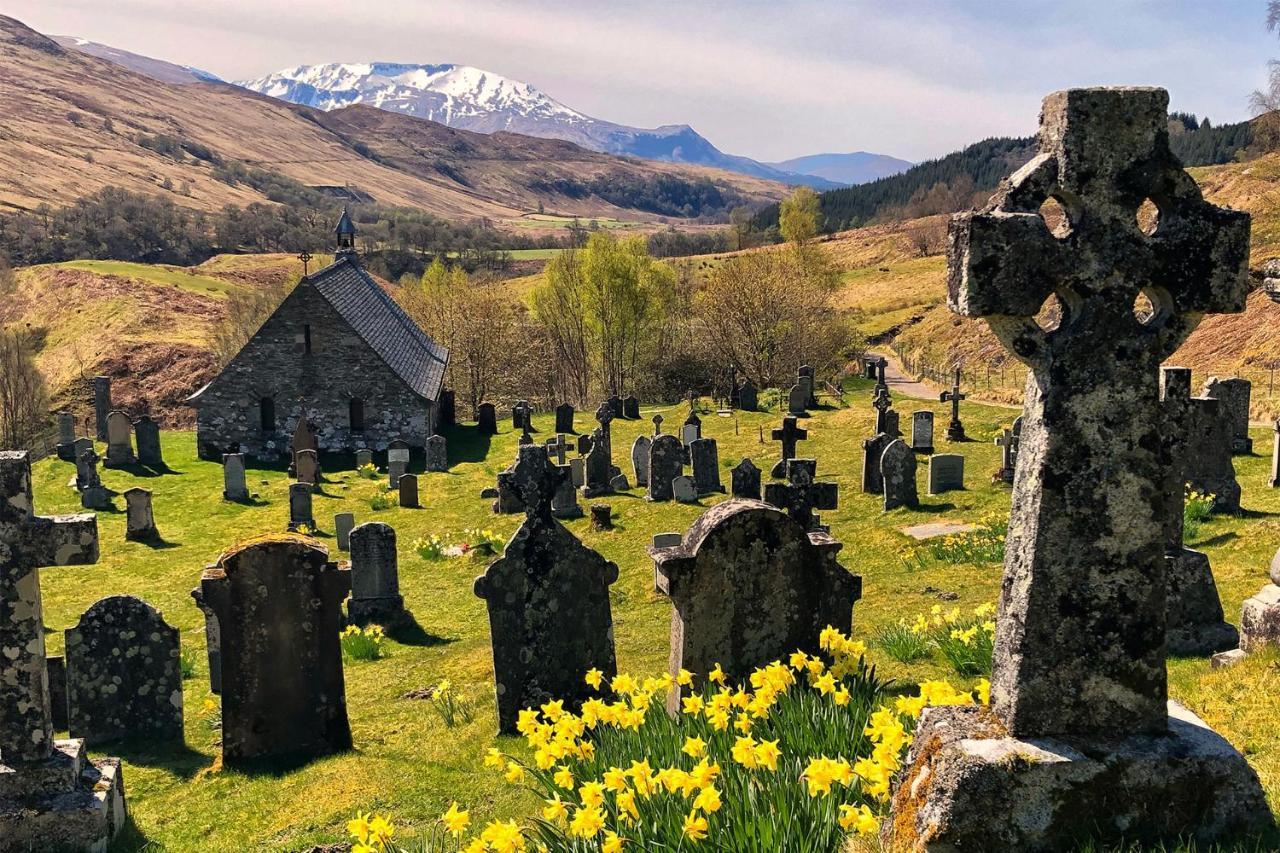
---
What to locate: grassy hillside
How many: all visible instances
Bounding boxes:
[26,387,1279,850]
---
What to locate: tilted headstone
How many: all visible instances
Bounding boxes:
[123,487,158,541]
[56,411,78,461]
[288,483,314,531]
[689,437,724,496]
[92,376,112,442]
[223,453,249,502]
[476,402,498,436]
[860,433,892,494]
[764,458,837,532]
[884,87,1271,850]
[424,434,448,472]
[398,473,420,508]
[737,379,758,412]
[649,499,861,711]
[880,439,919,511]
[555,403,576,434]
[622,395,640,420]
[334,512,355,551]
[348,522,407,625]
[295,449,320,489]
[190,588,221,694]
[199,538,352,764]
[730,458,762,499]
[610,473,629,491]
[927,454,965,495]
[103,411,135,468]
[134,415,163,467]
[631,435,652,487]
[65,595,182,746]
[647,434,685,502]
[940,366,967,442]
[910,411,934,455]
[355,448,373,468]
[1202,376,1252,454]
[770,416,808,478]
[672,475,698,503]
[473,444,619,734]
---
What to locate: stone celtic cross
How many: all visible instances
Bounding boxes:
[509,444,569,524]
[763,459,837,532]
[940,366,967,440]
[950,88,1249,737]
[871,387,894,434]
[1,452,100,764]
[594,401,615,457]
[652,413,664,436]
[298,251,313,276]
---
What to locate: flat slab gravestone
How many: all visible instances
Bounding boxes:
[927,453,965,495]
[901,521,976,541]
[473,445,619,734]
[65,595,183,746]
[348,522,408,626]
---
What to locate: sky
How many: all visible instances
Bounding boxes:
[5,0,1278,163]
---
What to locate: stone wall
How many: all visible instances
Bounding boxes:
[191,283,435,461]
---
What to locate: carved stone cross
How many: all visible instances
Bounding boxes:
[872,387,893,434]
[994,428,1016,482]
[763,459,837,532]
[514,402,533,440]
[508,444,570,524]
[544,434,569,466]
[0,452,100,764]
[940,366,967,441]
[770,415,808,478]
[950,88,1249,738]
[594,401,614,457]
[298,250,313,276]
[652,414,664,436]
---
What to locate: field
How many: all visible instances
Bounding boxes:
[28,379,1280,851]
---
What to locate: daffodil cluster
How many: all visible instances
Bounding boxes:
[340,623,387,661]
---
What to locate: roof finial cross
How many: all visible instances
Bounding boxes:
[298,251,313,276]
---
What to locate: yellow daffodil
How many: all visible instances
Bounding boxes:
[440,802,470,837]
[585,668,603,689]
[569,806,605,838]
[553,765,574,789]
[683,811,709,841]
[693,785,722,814]
[683,736,707,758]
[603,830,625,853]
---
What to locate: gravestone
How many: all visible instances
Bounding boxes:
[103,411,135,468]
[873,357,888,396]
[590,503,612,531]
[689,438,724,496]
[910,411,934,454]
[649,499,861,711]
[355,448,373,468]
[134,415,163,467]
[1239,547,1280,652]
[940,366,967,441]
[189,588,221,694]
[387,453,408,489]
[473,444,619,734]
[292,417,317,457]
[47,655,68,731]
[348,522,408,625]
[91,376,112,442]
[0,451,125,849]
[223,453,249,501]
[609,473,629,492]
[569,457,585,489]
[544,434,569,465]
[594,402,615,458]
[555,403,575,434]
[872,387,894,434]
[398,473,420,508]
[123,487,158,541]
[631,435,652,487]
[551,462,583,520]
[737,378,758,412]
[994,427,1016,484]
[295,449,320,490]
[798,365,818,407]
[770,416,808,478]
[879,438,918,510]
[1202,376,1253,454]
[438,389,456,428]
[424,434,448,472]
[863,357,879,380]
[647,435,685,502]
[334,512,355,551]
[927,454,965,495]
[622,395,640,420]
[787,383,808,416]
[576,434,593,456]
[581,428,614,498]
[476,402,498,435]
[511,401,530,430]
[56,411,78,461]
[683,411,702,446]
[860,433,892,494]
[884,87,1271,850]
[1162,368,1241,513]
[608,395,624,419]
[65,595,182,746]
[76,447,111,510]
[652,413,664,436]
[764,459,837,532]
[730,458,762,499]
[493,465,525,515]
[199,538,352,764]
[672,475,698,503]
[288,483,314,531]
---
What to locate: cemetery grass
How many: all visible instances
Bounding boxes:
[29,379,1280,851]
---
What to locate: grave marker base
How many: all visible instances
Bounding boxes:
[885,704,1272,851]
[1166,548,1239,656]
[0,739,126,849]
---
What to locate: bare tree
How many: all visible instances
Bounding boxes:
[0,326,50,451]
[211,278,293,366]
[1251,2,1280,114]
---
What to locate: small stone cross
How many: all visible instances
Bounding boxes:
[994,428,1016,482]
[545,434,569,466]
[763,459,838,531]
[298,251,313,276]
[940,366,968,441]
[771,415,809,463]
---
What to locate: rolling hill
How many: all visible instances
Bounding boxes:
[0,16,785,225]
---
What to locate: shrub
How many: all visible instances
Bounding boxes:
[414,535,446,561]
[341,624,387,662]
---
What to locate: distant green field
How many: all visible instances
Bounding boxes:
[49,260,242,298]
[504,214,647,231]
[505,248,563,260]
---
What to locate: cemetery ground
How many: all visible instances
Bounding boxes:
[29,379,1280,851]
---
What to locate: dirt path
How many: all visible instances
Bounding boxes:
[869,350,1023,410]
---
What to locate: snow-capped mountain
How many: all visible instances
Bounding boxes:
[53,36,221,85]
[238,62,843,189]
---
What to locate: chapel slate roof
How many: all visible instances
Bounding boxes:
[307,256,449,402]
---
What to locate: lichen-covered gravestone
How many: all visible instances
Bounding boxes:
[689,438,723,496]
[190,587,221,694]
[103,410,135,468]
[648,499,861,711]
[1240,548,1280,651]
[473,445,619,734]
[295,449,320,489]
[879,438,918,510]
[424,435,448,472]
[348,522,408,626]
[0,451,127,848]
[631,435,652,487]
[860,433,892,495]
[223,453,249,502]
[1164,371,1241,512]
[134,415,163,467]
[581,428,614,498]
[769,416,808,478]
[1202,376,1252,454]
[884,87,1272,850]
[910,411,934,455]
[64,595,182,746]
[647,434,685,502]
[199,538,352,765]
[672,475,698,503]
[764,459,837,532]
[730,458,762,499]
[123,487,158,541]
[56,411,77,461]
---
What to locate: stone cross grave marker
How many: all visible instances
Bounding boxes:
[200,538,352,765]
[581,428,614,498]
[910,411,934,454]
[334,512,355,551]
[885,87,1271,849]
[223,453,249,502]
[473,444,619,734]
[648,499,861,711]
[65,595,182,746]
[348,522,407,625]
[631,435,652,487]
[730,457,762,499]
[288,482,314,531]
[689,437,723,496]
[940,366,968,441]
[880,438,919,511]
[398,473,420,508]
[652,413,664,436]
[134,416,163,467]
[763,458,837,532]
[994,427,1016,484]
[104,411,135,469]
[555,403,575,434]
[594,401,615,458]
[927,453,965,495]
[545,433,569,466]
[424,434,448,472]
[123,487,158,541]
[477,402,498,435]
[770,416,808,478]
[647,434,685,502]
[871,387,894,435]
[873,357,888,396]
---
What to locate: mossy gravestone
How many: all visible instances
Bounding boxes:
[474,444,619,735]
[885,87,1272,850]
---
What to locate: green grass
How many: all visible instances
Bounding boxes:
[26,382,1280,850]
[47,260,244,298]
[505,248,564,260]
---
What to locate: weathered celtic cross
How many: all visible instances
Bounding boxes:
[0,452,100,763]
[940,366,967,441]
[509,444,568,525]
[763,459,837,532]
[651,413,664,436]
[298,250,313,276]
[594,401,615,458]
[871,387,893,434]
[951,88,1249,738]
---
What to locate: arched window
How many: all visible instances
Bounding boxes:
[260,397,276,432]
[349,398,365,434]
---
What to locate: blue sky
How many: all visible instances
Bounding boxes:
[6,0,1276,162]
